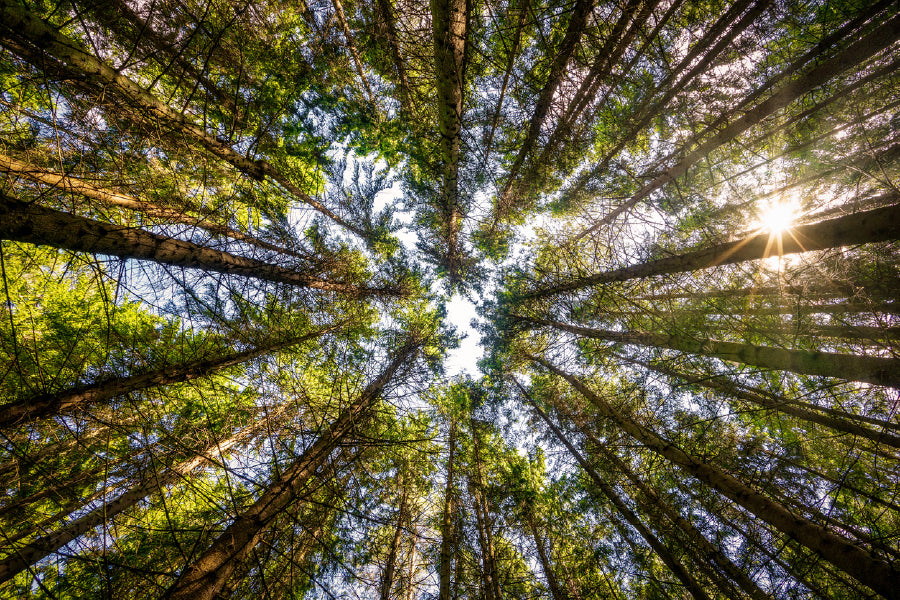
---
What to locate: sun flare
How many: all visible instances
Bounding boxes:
[761,201,796,234]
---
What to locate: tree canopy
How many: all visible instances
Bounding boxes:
[0,0,899,597]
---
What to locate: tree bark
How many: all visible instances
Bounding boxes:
[518,315,900,387]
[617,354,900,448]
[380,471,408,600]
[0,404,288,584]
[431,0,469,283]
[0,153,314,261]
[523,202,900,299]
[526,510,572,600]
[0,0,363,236]
[163,339,420,600]
[551,399,771,600]
[497,0,595,216]
[575,11,900,236]
[529,355,900,600]
[0,194,402,297]
[520,383,712,600]
[438,415,457,600]
[469,417,500,600]
[0,324,339,427]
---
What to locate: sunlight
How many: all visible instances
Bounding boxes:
[760,200,797,234]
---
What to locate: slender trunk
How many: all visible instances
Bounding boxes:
[438,416,457,600]
[618,354,900,444]
[576,11,900,235]
[527,510,572,600]
[563,0,764,203]
[0,324,340,427]
[469,418,500,600]
[479,0,528,173]
[524,202,900,299]
[0,0,362,236]
[0,405,286,583]
[431,0,469,282]
[520,385,712,600]
[375,0,413,114]
[381,473,408,600]
[92,0,247,123]
[535,0,655,169]
[163,339,420,600]
[497,0,595,216]
[551,400,770,600]
[0,154,313,261]
[529,355,900,599]
[331,0,376,105]
[0,194,402,297]
[519,315,900,387]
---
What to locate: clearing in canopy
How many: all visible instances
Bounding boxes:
[2,0,900,597]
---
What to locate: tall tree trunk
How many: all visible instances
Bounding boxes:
[380,471,409,600]
[527,510,573,600]
[0,324,341,427]
[438,415,457,600]
[548,398,770,600]
[575,12,900,235]
[0,193,402,297]
[331,0,376,104]
[163,339,421,600]
[0,0,363,236]
[520,384,712,600]
[528,355,900,599]
[374,0,413,114]
[618,354,900,448]
[0,404,289,583]
[523,202,900,299]
[469,417,500,600]
[0,154,314,261]
[497,0,595,216]
[431,0,469,283]
[518,315,900,387]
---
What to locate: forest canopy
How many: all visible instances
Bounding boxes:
[0,0,899,598]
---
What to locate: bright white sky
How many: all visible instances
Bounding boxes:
[443,294,483,377]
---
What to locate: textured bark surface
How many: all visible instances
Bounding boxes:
[0,0,362,236]
[0,194,401,297]
[431,0,469,282]
[532,356,900,600]
[437,416,457,600]
[0,325,338,426]
[164,341,420,600]
[525,202,900,298]
[519,315,900,387]
[0,154,313,260]
[523,387,713,600]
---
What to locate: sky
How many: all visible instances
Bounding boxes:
[443,294,483,377]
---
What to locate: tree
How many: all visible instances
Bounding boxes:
[2,0,899,598]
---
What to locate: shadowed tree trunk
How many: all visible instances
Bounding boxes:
[431,0,469,283]
[163,339,421,600]
[0,324,341,427]
[547,396,772,600]
[438,415,458,600]
[520,383,713,600]
[0,153,315,261]
[517,315,900,387]
[0,194,403,297]
[528,355,900,599]
[617,354,900,448]
[380,470,409,600]
[0,404,291,584]
[523,202,900,299]
[0,0,363,236]
[497,0,595,215]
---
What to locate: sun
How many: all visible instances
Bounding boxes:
[761,201,796,234]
